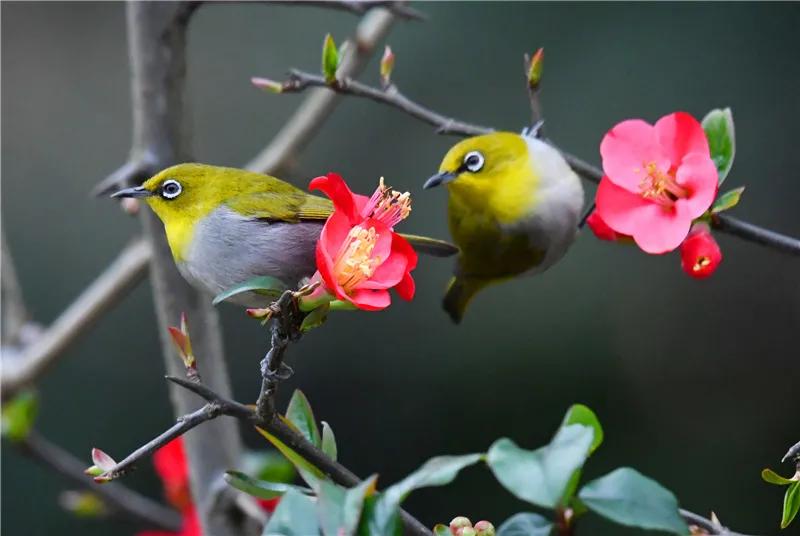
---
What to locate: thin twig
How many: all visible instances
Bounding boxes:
[260,0,425,21]
[1,239,151,400]
[246,7,399,174]
[679,509,753,536]
[19,431,182,531]
[263,68,800,255]
[1,228,32,345]
[91,157,158,198]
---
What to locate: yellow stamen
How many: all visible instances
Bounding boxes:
[637,161,688,207]
[365,177,412,227]
[693,256,711,271]
[332,225,381,293]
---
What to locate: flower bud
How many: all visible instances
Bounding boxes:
[459,529,476,536]
[251,77,284,94]
[450,516,472,535]
[527,47,544,89]
[322,34,339,83]
[474,521,495,536]
[380,45,395,89]
[680,223,722,279]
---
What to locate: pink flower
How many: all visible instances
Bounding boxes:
[308,173,417,311]
[680,223,722,279]
[595,112,718,253]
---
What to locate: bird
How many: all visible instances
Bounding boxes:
[111,163,456,306]
[423,131,584,323]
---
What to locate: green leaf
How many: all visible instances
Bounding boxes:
[286,390,321,448]
[561,404,603,454]
[321,421,338,461]
[578,467,689,535]
[225,471,310,500]
[783,481,800,528]
[357,495,402,536]
[367,453,482,535]
[256,427,325,490]
[241,450,296,484]
[497,512,553,536]
[262,488,320,536]
[762,468,797,486]
[212,275,287,306]
[487,425,594,509]
[702,108,736,184]
[301,303,330,332]
[1,390,38,442]
[433,524,451,536]
[712,186,745,214]
[322,34,339,83]
[318,476,377,536]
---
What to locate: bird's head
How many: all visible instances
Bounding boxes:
[423,132,529,196]
[111,163,227,227]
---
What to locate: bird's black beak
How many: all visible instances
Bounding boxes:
[423,171,457,190]
[110,186,153,199]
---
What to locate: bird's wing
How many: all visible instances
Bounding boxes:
[227,188,333,223]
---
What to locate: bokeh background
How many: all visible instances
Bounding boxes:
[3,2,799,535]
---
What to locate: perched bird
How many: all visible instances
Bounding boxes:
[423,131,584,323]
[112,164,455,306]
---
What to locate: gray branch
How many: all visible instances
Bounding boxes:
[246,7,398,175]
[125,3,243,535]
[267,69,800,256]
[1,239,150,400]
[20,431,182,531]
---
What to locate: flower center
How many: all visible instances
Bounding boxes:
[332,225,381,293]
[693,256,711,272]
[364,177,412,228]
[636,162,688,207]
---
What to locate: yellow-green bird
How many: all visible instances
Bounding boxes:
[112,164,455,306]
[423,132,584,323]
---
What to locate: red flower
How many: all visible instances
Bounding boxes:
[680,223,722,278]
[153,438,191,512]
[595,112,718,253]
[137,507,201,536]
[586,212,625,242]
[309,173,417,310]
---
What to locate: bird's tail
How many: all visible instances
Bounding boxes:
[400,233,459,257]
[442,276,492,324]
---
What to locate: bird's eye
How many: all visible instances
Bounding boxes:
[463,151,485,173]
[161,179,182,199]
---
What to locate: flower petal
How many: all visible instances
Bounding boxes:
[675,152,718,218]
[349,288,391,311]
[595,177,690,253]
[395,271,415,301]
[600,119,668,192]
[315,212,352,300]
[654,112,710,169]
[309,173,360,224]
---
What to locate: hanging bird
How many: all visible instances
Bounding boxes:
[423,131,584,323]
[112,163,456,306]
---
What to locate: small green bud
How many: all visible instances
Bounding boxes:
[84,465,104,477]
[380,45,395,89]
[322,34,339,83]
[450,516,472,534]
[527,47,544,89]
[474,521,495,536]
[251,77,284,94]
[459,528,476,536]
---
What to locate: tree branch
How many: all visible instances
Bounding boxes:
[680,509,754,536]
[246,6,399,174]
[260,0,424,21]
[1,227,33,346]
[19,431,181,531]
[1,239,151,400]
[259,68,800,256]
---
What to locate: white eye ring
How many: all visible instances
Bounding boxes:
[463,151,485,173]
[161,179,182,199]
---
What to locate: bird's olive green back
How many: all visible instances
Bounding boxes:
[140,163,332,260]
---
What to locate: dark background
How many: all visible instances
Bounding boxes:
[2,2,799,535]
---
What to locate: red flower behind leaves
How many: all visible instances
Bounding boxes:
[594,112,718,253]
[309,173,417,310]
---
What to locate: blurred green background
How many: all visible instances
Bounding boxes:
[2,2,799,535]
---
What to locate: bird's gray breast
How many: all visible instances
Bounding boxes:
[178,206,322,306]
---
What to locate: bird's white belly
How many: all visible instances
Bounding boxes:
[179,206,322,306]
